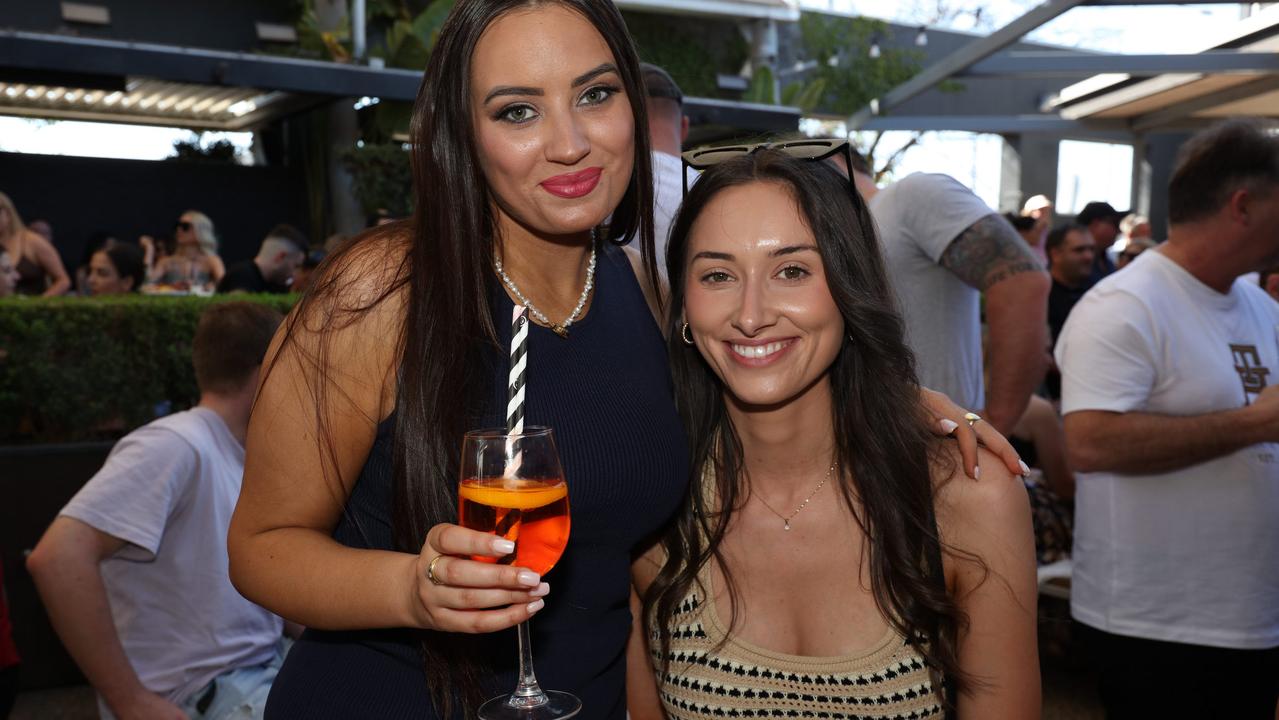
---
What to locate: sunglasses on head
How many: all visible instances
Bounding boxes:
[175,221,193,232]
[680,138,853,198]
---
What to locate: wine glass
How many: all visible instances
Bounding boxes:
[459,427,580,719]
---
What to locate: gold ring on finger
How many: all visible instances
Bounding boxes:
[427,555,447,586]
[963,412,982,428]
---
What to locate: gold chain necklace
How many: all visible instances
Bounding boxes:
[753,462,836,531]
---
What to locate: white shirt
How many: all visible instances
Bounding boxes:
[1057,250,1279,649]
[61,408,283,714]
[651,150,698,277]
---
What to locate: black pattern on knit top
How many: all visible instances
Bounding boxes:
[264,243,688,719]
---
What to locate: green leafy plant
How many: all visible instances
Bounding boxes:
[169,138,239,164]
[341,142,413,218]
[0,295,296,445]
[622,11,750,100]
[795,13,923,117]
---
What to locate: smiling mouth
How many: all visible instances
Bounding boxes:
[729,340,794,359]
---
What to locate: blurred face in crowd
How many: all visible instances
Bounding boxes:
[175,212,201,253]
[1116,241,1150,269]
[1051,228,1096,286]
[28,219,52,242]
[470,4,635,239]
[0,250,18,296]
[683,181,845,409]
[1088,218,1119,250]
[87,250,135,295]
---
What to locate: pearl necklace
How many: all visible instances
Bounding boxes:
[754,462,836,531]
[494,245,596,339]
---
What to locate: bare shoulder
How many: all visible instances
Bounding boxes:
[269,228,411,412]
[932,441,1030,543]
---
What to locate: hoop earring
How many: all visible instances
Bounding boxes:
[681,323,695,346]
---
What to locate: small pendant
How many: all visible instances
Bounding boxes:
[783,520,791,531]
[551,324,568,339]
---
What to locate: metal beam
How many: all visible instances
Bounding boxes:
[1130,73,1279,131]
[0,30,425,102]
[847,0,1088,129]
[962,51,1279,77]
[856,114,1129,134]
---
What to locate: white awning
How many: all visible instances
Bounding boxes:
[1046,5,1279,129]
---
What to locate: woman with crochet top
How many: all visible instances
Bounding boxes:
[629,148,1040,719]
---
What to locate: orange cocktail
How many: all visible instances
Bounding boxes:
[458,478,570,576]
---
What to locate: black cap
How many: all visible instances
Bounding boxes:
[1076,201,1124,227]
[640,62,683,106]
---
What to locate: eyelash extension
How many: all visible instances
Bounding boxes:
[580,84,621,104]
[494,103,536,124]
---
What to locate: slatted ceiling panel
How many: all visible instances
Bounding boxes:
[0,77,297,129]
[189,87,244,114]
[1090,74,1262,118]
[1201,88,1279,117]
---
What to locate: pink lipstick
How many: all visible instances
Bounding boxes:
[540,167,603,199]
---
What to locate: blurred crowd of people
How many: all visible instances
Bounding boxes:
[0,193,337,301]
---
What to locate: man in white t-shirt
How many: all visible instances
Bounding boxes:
[847,153,1050,436]
[641,62,697,275]
[1057,119,1279,717]
[27,302,288,720]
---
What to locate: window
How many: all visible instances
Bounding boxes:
[1055,139,1132,215]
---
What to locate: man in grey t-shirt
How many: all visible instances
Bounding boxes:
[848,154,1049,435]
[28,302,288,720]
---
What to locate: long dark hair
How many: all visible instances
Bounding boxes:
[269,1,655,716]
[645,149,973,703]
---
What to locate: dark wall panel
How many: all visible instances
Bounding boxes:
[0,152,308,274]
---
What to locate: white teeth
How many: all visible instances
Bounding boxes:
[731,341,788,359]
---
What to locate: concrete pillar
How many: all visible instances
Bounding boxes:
[1010,133,1061,218]
[1144,132,1191,241]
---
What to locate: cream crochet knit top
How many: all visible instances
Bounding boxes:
[648,564,945,720]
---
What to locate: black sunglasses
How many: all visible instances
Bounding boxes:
[175,220,193,232]
[680,138,853,199]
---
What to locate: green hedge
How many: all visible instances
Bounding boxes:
[0,295,296,445]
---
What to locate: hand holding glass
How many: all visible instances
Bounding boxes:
[460,427,579,719]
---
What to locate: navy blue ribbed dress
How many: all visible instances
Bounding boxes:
[264,244,688,719]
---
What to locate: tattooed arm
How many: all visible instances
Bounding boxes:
[940,214,1050,435]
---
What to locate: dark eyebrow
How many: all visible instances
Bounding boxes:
[484,86,542,105]
[572,63,618,88]
[692,251,734,261]
[482,63,619,105]
[773,245,820,257]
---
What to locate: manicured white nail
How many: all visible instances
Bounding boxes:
[973,465,981,480]
[493,539,515,555]
[939,419,959,435]
[517,571,540,587]
[1019,460,1031,476]
[530,582,550,597]
[527,599,545,613]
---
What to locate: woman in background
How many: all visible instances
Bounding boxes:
[0,192,70,296]
[152,210,224,288]
[87,243,146,296]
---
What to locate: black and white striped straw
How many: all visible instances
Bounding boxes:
[506,305,528,435]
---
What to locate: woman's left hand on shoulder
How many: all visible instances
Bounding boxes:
[919,387,1028,481]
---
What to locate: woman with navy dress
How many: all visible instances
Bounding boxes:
[226,1,1021,718]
